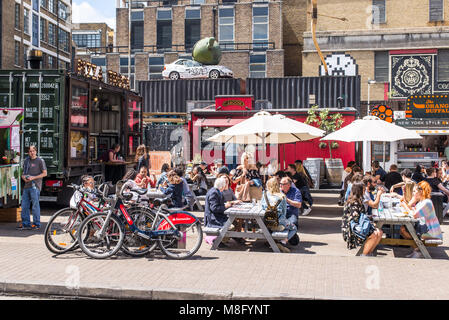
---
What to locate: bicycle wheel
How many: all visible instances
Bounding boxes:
[44,208,83,254]
[121,207,158,257]
[77,212,125,259]
[156,211,203,259]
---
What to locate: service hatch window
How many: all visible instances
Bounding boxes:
[70,131,88,159]
[71,86,88,128]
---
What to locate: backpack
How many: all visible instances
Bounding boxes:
[263,192,281,228]
[350,212,374,241]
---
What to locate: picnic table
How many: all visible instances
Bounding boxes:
[146,188,166,199]
[356,194,440,259]
[207,202,288,253]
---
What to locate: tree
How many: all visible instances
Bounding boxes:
[305,105,344,159]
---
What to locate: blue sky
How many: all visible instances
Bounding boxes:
[72,0,116,30]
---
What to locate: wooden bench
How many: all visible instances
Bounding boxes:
[203,226,289,240]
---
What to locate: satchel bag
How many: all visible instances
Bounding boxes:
[350,212,374,241]
[263,192,281,228]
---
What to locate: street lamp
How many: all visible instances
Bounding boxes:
[367,79,376,116]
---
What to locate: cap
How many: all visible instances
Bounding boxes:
[218,166,230,175]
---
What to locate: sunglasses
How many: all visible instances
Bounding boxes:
[280,182,290,186]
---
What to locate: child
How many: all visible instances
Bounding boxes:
[135,166,150,189]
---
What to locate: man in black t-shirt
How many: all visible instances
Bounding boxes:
[372,160,387,183]
[384,164,403,194]
[425,167,449,197]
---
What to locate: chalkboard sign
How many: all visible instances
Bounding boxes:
[303,159,321,189]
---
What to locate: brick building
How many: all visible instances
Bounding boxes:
[302,0,449,114]
[72,23,114,52]
[1,0,72,70]
[76,0,310,89]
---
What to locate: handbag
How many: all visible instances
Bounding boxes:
[350,212,374,241]
[263,192,281,228]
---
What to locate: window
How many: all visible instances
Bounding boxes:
[48,0,55,14]
[24,45,29,68]
[40,18,46,42]
[430,0,444,21]
[131,10,144,51]
[157,9,172,51]
[185,8,201,52]
[41,0,47,9]
[438,50,449,81]
[191,0,205,3]
[372,0,386,24]
[374,51,389,82]
[219,7,235,50]
[120,57,135,90]
[91,57,107,74]
[58,1,69,20]
[58,28,69,52]
[48,23,56,46]
[41,53,47,69]
[15,41,20,66]
[32,14,39,47]
[127,99,142,157]
[249,53,266,78]
[33,0,39,12]
[73,33,101,48]
[70,86,88,160]
[252,5,268,49]
[24,9,30,35]
[148,56,164,79]
[48,55,55,68]
[15,4,20,30]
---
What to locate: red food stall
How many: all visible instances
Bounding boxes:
[189,96,357,171]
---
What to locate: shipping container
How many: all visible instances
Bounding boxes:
[0,70,143,205]
[245,76,361,110]
[138,78,242,113]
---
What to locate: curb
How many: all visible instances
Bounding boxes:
[1,280,345,300]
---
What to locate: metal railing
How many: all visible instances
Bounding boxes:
[75,42,276,56]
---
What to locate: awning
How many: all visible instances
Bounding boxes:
[193,118,245,127]
[414,129,449,135]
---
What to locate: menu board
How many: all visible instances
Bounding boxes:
[303,159,321,190]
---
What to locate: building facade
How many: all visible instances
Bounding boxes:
[76,0,295,89]
[302,0,449,114]
[72,23,114,52]
[1,0,72,70]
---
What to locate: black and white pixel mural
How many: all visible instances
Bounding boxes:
[319,53,358,76]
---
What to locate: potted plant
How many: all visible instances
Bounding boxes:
[306,105,345,187]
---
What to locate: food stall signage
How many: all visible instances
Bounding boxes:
[406,94,449,118]
[107,71,130,90]
[370,105,393,123]
[395,118,449,128]
[215,96,253,111]
[76,59,103,82]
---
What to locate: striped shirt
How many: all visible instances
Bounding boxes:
[415,199,442,240]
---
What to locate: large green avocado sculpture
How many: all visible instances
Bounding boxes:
[192,37,222,65]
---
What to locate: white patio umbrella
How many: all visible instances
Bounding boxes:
[206,111,325,145]
[320,115,422,168]
[206,111,325,177]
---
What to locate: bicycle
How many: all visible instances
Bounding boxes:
[77,181,203,260]
[44,183,157,257]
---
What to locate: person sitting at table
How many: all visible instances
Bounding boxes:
[204,176,241,247]
[343,166,363,201]
[384,164,404,195]
[174,166,195,209]
[425,167,449,201]
[279,176,302,246]
[189,164,208,196]
[210,159,224,177]
[412,165,426,183]
[344,172,363,202]
[274,170,287,182]
[400,181,443,259]
[233,152,262,202]
[217,173,236,202]
[160,170,184,208]
[134,166,154,189]
[156,163,170,189]
[135,144,151,172]
[362,175,384,216]
[342,182,383,256]
[199,161,210,175]
[261,177,298,253]
[372,160,387,184]
[389,169,413,194]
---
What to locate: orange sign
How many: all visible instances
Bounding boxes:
[406,95,449,118]
[371,105,393,123]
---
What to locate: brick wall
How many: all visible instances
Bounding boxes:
[107,53,120,74]
[116,8,129,48]
[144,7,156,50]
[135,52,149,82]
[266,49,284,77]
[172,6,185,51]
[201,5,215,39]
[220,51,250,79]
[235,3,252,44]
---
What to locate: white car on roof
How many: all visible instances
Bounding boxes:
[162,59,234,80]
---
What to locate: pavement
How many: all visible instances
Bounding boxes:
[1,192,449,300]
